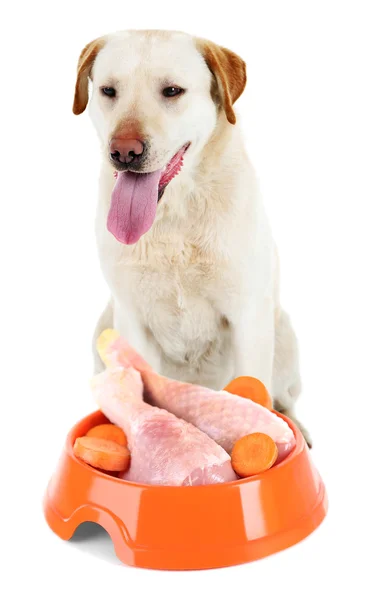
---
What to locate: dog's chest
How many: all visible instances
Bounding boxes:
[121,240,234,365]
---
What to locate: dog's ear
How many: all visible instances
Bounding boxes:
[73,38,105,115]
[197,40,246,125]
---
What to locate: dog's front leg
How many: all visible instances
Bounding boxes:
[92,298,161,374]
[112,306,162,374]
[93,299,114,374]
[232,297,275,392]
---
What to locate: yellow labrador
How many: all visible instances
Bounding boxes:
[73,30,310,443]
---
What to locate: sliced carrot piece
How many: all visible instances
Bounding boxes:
[86,423,128,447]
[74,436,130,472]
[231,432,278,477]
[224,376,272,410]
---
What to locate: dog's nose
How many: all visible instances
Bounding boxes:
[109,138,145,166]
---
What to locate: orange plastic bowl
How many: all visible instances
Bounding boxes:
[44,389,327,570]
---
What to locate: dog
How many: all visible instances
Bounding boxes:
[73,29,310,444]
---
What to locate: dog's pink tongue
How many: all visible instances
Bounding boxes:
[107,170,162,245]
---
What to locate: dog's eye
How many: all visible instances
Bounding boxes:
[162,86,185,98]
[101,87,116,97]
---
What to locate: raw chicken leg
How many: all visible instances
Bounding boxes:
[97,330,296,462]
[91,366,237,486]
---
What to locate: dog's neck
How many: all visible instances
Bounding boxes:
[197,112,244,179]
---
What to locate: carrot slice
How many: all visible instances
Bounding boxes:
[224,376,272,410]
[86,423,128,447]
[231,432,278,477]
[74,436,130,472]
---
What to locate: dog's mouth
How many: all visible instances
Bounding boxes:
[108,143,190,245]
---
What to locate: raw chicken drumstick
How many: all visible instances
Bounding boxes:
[97,330,296,462]
[91,365,237,486]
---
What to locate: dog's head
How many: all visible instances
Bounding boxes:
[73,30,246,244]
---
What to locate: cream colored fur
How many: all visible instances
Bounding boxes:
[76,30,310,443]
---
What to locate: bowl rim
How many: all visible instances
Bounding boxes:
[67,409,304,491]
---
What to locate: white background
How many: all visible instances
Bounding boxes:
[1,1,366,598]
